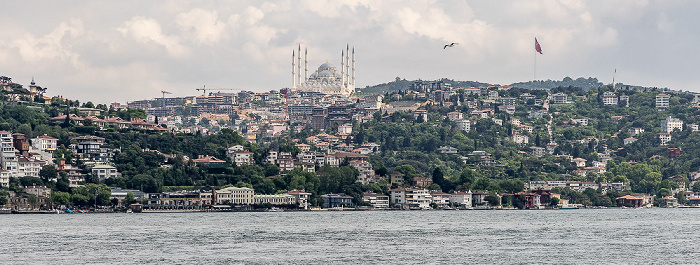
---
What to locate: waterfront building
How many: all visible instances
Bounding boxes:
[362,192,389,208]
[215,186,254,205]
[320,193,353,208]
[255,194,298,206]
[390,188,431,209]
[449,191,473,208]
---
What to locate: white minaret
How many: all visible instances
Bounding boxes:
[341,50,345,85]
[292,50,296,88]
[352,47,355,86]
[345,44,350,86]
[297,45,301,88]
[304,48,308,82]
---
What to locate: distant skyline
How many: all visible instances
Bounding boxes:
[0,0,697,104]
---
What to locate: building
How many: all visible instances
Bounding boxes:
[320,193,353,208]
[602,91,618,105]
[661,116,683,133]
[215,186,254,205]
[91,164,120,182]
[449,191,473,208]
[455,119,471,132]
[530,146,545,157]
[658,133,672,146]
[287,190,312,209]
[255,194,298,206]
[292,45,355,96]
[362,192,390,208]
[0,131,17,173]
[31,135,58,152]
[616,195,643,208]
[656,93,670,111]
[551,93,570,104]
[447,111,463,121]
[390,188,431,209]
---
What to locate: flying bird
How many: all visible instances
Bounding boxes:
[443,43,458,49]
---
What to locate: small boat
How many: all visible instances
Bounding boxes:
[560,205,578,209]
[65,209,74,213]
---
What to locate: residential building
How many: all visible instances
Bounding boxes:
[449,191,473,208]
[551,93,570,104]
[390,188,431,209]
[320,193,353,208]
[455,119,471,132]
[656,93,670,111]
[91,164,120,182]
[287,190,312,209]
[31,135,58,152]
[602,91,618,105]
[661,116,683,133]
[530,146,545,157]
[0,131,17,173]
[438,146,458,154]
[447,111,463,121]
[362,192,390,208]
[430,191,451,208]
[658,133,672,145]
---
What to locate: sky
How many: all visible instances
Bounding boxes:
[0,0,697,104]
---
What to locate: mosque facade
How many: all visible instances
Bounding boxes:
[292,45,355,96]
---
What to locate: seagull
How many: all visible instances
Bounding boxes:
[443,43,458,49]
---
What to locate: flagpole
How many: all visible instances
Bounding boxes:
[534,49,537,81]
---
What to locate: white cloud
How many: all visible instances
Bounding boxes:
[12,18,84,67]
[117,16,188,58]
[175,9,227,45]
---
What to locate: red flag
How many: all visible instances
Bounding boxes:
[535,38,543,54]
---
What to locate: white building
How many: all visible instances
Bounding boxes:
[292,45,356,96]
[362,192,390,208]
[661,116,683,133]
[551,93,570,104]
[602,91,618,106]
[658,133,672,146]
[215,186,255,205]
[91,164,120,182]
[447,111,463,121]
[390,188,432,209]
[0,131,17,174]
[455,119,471,132]
[17,157,45,178]
[31,135,58,151]
[656,93,670,111]
[0,170,9,187]
[449,191,473,208]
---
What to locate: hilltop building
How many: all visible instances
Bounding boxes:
[291,45,355,96]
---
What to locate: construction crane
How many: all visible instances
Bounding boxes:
[195,85,242,96]
[160,90,172,109]
[195,85,243,113]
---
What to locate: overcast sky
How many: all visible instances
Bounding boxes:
[0,0,696,104]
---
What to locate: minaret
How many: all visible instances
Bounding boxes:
[345,44,350,86]
[304,48,308,82]
[341,50,345,85]
[297,45,301,88]
[292,50,296,88]
[352,47,355,86]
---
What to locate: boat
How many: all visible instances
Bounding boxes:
[65,209,74,213]
[560,205,578,209]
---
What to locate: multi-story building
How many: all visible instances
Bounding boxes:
[91,164,120,182]
[0,131,17,174]
[287,190,312,209]
[0,170,10,187]
[602,91,618,105]
[17,157,45,178]
[449,191,473,208]
[320,193,353,208]
[656,93,670,111]
[390,188,432,209]
[661,116,683,133]
[455,119,471,132]
[658,133,672,145]
[215,186,254,205]
[31,135,58,152]
[551,93,570,104]
[362,192,390,208]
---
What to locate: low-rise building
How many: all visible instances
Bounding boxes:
[215,186,255,205]
[362,192,390,208]
[320,193,353,208]
[390,188,431,209]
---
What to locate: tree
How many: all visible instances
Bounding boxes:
[52,191,71,206]
[432,167,445,191]
[550,196,560,206]
[123,192,136,206]
[484,194,500,206]
[693,182,700,193]
[39,165,58,184]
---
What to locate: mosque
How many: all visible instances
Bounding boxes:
[291,45,355,96]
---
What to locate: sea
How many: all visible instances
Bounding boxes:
[1,209,697,264]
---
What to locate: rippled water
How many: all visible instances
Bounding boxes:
[1,209,698,264]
